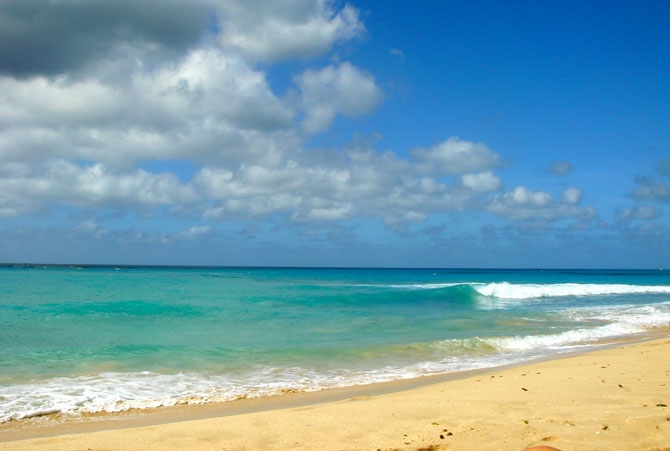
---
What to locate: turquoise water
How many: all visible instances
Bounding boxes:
[1,266,670,421]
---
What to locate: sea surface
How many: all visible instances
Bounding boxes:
[1,265,669,423]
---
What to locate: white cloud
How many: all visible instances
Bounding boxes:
[174,226,212,240]
[144,48,295,132]
[193,140,503,224]
[216,0,365,61]
[500,186,552,208]
[0,48,297,168]
[562,187,583,204]
[0,107,595,229]
[486,186,595,221]
[301,203,353,221]
[0,76,124,126]
[0,161,197,216]
[295,62,384,134]
[460,171,502,193]
[411,137,501,176]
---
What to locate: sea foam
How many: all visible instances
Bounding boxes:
[474,282,670,299]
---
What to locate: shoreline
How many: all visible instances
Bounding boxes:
[2,333,670,450]
[0,333,659,437]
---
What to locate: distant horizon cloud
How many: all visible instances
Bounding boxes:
[617,205,661,221]
[656,158,670,178]
[633,175,670,203]
[548,161,574,176]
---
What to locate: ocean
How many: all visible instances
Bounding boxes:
[1,265,669,423]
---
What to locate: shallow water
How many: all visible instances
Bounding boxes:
[1,266,669,422]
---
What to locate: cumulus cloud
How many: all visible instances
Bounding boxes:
[562,187,583,204]
[216,0,365,61]
[460,171,502,193]
[0,0,598,243]
[411,138,501,176]
[0,47,297,168]
[493,186,551,208]
[486,186,595,221]
[0,161,197,217]
[295,62,384,133]
[194,147,430,223]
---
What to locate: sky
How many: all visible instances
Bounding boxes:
[0,0,668,268]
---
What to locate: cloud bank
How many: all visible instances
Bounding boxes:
[0,0,616,265]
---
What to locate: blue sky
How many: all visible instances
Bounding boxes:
[0,0,668,268]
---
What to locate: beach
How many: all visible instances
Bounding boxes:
[2,336,669,451]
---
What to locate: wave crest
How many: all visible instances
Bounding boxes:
[473,282,670,299]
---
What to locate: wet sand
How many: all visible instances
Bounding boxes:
[1,337,669,450]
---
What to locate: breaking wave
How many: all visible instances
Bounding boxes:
[473,282,670,299]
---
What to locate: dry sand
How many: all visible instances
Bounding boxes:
[1,337,669,451]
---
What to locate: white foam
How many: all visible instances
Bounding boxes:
[357,282,467,290]
[474,282,670,299]
[0,314,659,424]
[0,370,321,423]
[2,299,669,423]
[484,303,670,352]
[0,354,549,422]
[487,323,638,351]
